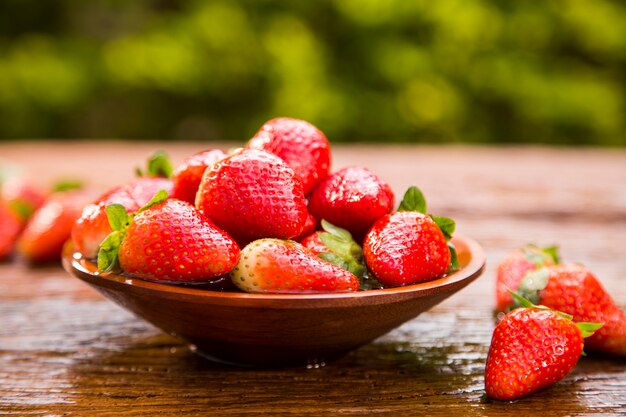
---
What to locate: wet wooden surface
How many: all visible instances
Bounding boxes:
[1,141,625,416]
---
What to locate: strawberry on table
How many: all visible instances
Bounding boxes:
[230,238,359,294]
[196,149,308,245]
[171,149,226,204]
[517,263,626,357]
[308,166,394,241]
[363,186,457,287]
[98,191,239,283]
[0,177,47,224]
[17,189,91,263]
[247,117,331,195]
[495,244,558,312]
[0,200,22,260]
[485,292,601,401]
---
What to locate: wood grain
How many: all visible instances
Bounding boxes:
[1,142,625,416]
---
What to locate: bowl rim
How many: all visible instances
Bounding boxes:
[63,234,485,305]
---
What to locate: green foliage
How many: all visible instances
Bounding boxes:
[0,0,624,145]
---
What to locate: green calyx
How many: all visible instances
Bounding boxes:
[97,189,169,273]
[508,289,603,341]
[521,244,560,266]
[135,150,173,178]
[398,186,459,273]
[316,220,367,282]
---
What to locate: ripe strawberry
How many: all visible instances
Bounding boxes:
[518,263,626,357]
[17,190,91,263]
[0,177,47,224]
[485,293,601,401]
[308,166,394,241]
[72,177,172,260]
[196,149,308,245]
[293,212,317,242]
[171,149,226,204]
[363,187,456,287]
[98,192,239,283]
[230,238,359,294]
[247,117,331,195]
[495,244,558,312]
[0,200,22,259]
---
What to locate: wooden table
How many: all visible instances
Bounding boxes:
[1,142,625,416]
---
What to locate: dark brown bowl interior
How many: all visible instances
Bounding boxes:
[62,235,485,367]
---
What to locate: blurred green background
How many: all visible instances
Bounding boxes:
[0,0,624,145]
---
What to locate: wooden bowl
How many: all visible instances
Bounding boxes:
[62,235,485,367]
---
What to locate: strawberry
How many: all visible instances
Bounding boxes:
[485,292,601,401]
[171,149,226,204]
[71,153,173,260]
[517,263,626,357]
[247,117,331,195]
[0,177,47,224]
[195,149,308,245]
[293,212,317,242]
[98,191,239,283]
[363,186,456,287]
[230,238,359,294]
[17,190,91,263]
[308,166,395,241]
[0,200,22,259]
[495,244,558,312]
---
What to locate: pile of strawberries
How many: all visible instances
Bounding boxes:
[67,117,457,294]
[486,245,626,401]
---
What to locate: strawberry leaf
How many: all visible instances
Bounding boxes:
[516,268,549,305]
[137,189,169,214]
[398,186,427,213]
[447,242,459,273]
[317,220,366,280]
[7,199,36,221]
[52,180,83,192]
[105,204,130,232]
[97,230,123,273]
[542,246,560,264]
[432,215,455,240]
[137,150,173,178]
[576,322,603,338]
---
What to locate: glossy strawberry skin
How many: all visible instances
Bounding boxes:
[171,149,226,204]
[363,211,450,287]
[230,238,359,294]
[485,307,584,401]
[72,177,172,260]
[247,117,331,195]
[17,190,91,263]
[196,149,308,245]
[300,232,328,255]
[538,264,626,356]
[0,200,22,259]
[308,166,394,241]
[119,199,239,283]
[495,245,556,312]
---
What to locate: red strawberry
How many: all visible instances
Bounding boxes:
[230,238,359,294]
[518,263,626,357]
[300,231,328,255]
[196,149,308,245]
[293,212,317,242]
[17,190,91,263]
[0,177,47,223]
[363,187,456,287]
[171,149,226,204]
[485,293,601,401]
[495,244,558,312]
[308,166,394,241]
[247,117,331,195]
[0,200,22,259]
[72,177,172,260]
[98,192,239,283]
